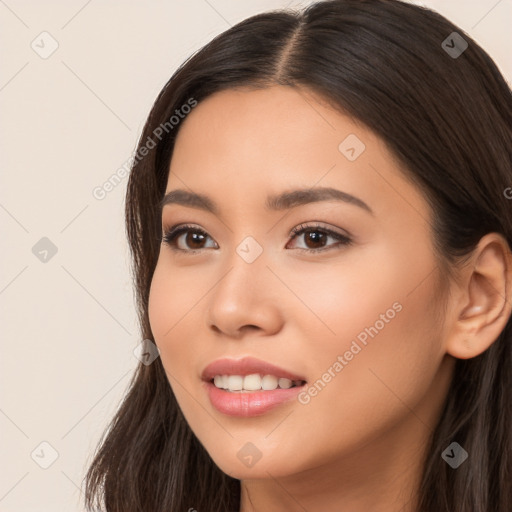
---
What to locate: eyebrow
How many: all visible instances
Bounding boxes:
[159,187,374,216]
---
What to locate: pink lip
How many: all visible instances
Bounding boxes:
[201,356,307,417]
[203,381,306,417]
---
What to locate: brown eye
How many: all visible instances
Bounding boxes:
[162,225,218,252]
[183,231,206,249]
[288,224,352,253]
[302,229,328,249]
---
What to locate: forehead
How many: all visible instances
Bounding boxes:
[166,85,430,224]
[172,86,351,160]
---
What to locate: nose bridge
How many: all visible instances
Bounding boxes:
[206,230,282,336]
[215,232,268,302]
[220,208,269,274]
[234,233,266,266]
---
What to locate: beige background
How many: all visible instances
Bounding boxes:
[0,1,510,510]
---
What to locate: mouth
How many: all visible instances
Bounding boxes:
[201,357,308,417]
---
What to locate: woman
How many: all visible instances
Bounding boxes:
[84,0,512,510]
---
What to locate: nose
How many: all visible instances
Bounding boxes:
[206,250,284,339]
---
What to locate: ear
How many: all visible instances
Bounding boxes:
[445,233,512,359]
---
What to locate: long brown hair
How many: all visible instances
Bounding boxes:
[84,1,512,510]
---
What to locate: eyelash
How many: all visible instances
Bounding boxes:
[161,222,352,254]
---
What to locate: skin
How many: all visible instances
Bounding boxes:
[147,85,512,512]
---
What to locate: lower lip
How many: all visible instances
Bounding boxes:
[203,380,306,417]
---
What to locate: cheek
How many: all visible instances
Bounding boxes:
[287,245,444,427]
[147,262,199,370]
[295,272,444,451]
[147,262,206,421]
[148,264,174,342]
[148,259,199,340]
[277,249,407,362]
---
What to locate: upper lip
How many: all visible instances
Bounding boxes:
[201,356,307,382]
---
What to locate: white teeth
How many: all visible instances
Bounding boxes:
[243,373,263,391]
[212,374,302,392]
[278,378,293,389]
[228,375,243,391]
[261,375,278,390]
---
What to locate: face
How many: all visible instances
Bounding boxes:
[148,85,454,481]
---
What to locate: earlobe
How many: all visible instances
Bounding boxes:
[445,233,512,360]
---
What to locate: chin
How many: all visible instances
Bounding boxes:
[206,445,301,480]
